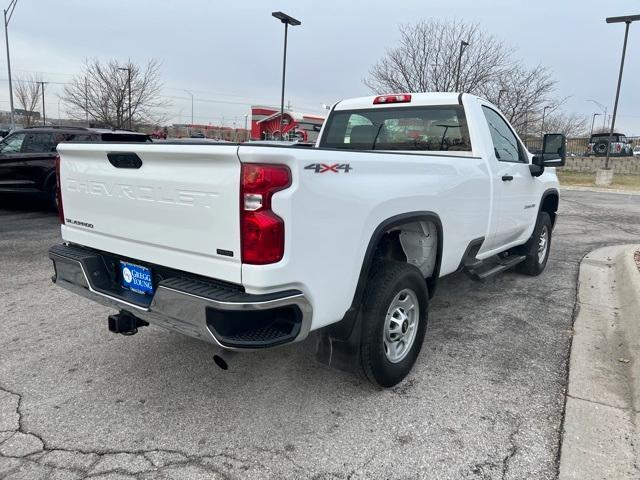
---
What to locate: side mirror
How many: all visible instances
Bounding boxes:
[540,133,566,167]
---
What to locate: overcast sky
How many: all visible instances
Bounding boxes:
[5,0,640,133]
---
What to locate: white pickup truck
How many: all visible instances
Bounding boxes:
[49,92,565,387]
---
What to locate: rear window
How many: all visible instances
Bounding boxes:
[320,105,471,151]
[99,133,152,142]
[591,134,620,142]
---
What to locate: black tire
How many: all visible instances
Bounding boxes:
[46,180,58,212]
[594,142,608,156]
[360,260,429,388]
[516,212,552,276]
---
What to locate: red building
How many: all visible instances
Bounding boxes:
[251,105,325,142]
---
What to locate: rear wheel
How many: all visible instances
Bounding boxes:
[46,180,58,212]
[360,261,428,387]
[516,212,552,276]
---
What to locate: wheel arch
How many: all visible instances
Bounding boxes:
[42,168,57,193]
[352,211,443,307]
[539,188,559,228]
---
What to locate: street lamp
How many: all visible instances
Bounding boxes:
[272,11,301,140]
[540,105,551,138]
[589,113,601,139]
[3,0,17,130]
[602,14,640,174]
[586,99,608,131]
[118,67,132,130]
[455,40,469,92]
[184,89,194,135]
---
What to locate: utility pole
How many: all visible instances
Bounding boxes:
[184,90,194,136]
[84,76,89,126]
[272,12,301,140]
[455,40,469,92]
[39,81,46,125]
[118,66,132,130]
[3,0,18,130]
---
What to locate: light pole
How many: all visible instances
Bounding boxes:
[586,99,607,132]
[589,113,601,139]
[244,113,248,141]
[602,14,639,173]
[540,105,551,138]
[272,11,301,141]
[118,67,132,130]
[455,40,469,92]
[4,0,17,130]
[184,89,194,136]
[39,81,46,125]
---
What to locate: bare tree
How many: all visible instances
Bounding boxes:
[364,20,513,94]
[542,112,588,138]
[63,59,165,129]
[14,74,42,127]
[364,19,568,138]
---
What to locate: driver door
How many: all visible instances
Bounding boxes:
[482,106,539,249]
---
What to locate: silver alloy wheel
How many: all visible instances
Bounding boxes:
[537,225,549,264]
[383,288,419,363]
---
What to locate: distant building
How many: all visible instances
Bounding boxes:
[251,105,325,142]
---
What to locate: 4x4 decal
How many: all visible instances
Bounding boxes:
[304,163,352,173]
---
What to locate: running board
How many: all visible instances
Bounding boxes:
[463,254,526,281]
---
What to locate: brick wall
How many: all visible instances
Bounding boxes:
[563,156,640,174]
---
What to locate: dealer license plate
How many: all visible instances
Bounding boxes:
[120,261,154,295]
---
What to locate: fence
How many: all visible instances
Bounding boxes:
[524,136,640,156]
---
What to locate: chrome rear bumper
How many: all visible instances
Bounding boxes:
[48,244,312,350]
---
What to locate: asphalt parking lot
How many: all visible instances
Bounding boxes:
[1,190,639,480]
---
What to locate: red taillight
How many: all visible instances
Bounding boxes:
[55,155,64,224]
[373,94,412,105]
[240,163,291,264]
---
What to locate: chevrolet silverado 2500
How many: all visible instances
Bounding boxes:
[49,92,566,387]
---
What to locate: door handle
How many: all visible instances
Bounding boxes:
[501,175,514,181]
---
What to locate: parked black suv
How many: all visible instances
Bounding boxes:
[0,126,151,209]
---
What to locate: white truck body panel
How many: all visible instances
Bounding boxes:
[57,143,242,283]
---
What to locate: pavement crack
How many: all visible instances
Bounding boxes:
[567,393,640,414]
[0,383,243,477]
[501,420,521,480]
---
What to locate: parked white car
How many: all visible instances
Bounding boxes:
[49,92,565,387]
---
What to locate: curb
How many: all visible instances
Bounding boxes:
[558,245,640,480]
[560,186,640,196]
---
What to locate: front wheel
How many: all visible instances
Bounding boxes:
[360,261,429,387]
[516,212,552,276]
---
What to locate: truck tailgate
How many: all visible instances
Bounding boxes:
[57,143,242,284]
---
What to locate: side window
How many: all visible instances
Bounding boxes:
[482,106,523,163]
[69,134,95,142]
[0,132,26,153]
[22,133,56,154]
